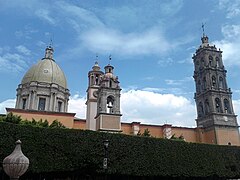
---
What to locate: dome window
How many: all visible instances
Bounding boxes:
[38,98,46,111]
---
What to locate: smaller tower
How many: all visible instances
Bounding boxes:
[95,58,122,132]
[86,61,104,130]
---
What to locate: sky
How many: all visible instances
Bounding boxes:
[1,0,240,127]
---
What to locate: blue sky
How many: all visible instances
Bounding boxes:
[1,0,240,127]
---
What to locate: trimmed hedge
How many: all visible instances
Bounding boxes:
[0,122,240,178]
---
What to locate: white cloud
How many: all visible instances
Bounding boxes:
[81,27,171,56]
[233,99,240,125]
[68,94,86,118]
[16,45,31,56]
[219,0,240,18]
[65,90,197,127]
[0,53,29,72]
[213,24,240,67]
[35,9,56,25]
[165,77,193,86]
[121,90,196,127]
[0,99,15,114]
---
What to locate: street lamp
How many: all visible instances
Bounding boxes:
[3,140,29,180]
[103,140,109,173]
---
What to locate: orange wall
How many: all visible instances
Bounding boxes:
[73,120,86,130]
[171,127,198,143]
[8,109,75,128]
[215,127,240,146]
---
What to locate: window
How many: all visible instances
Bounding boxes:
[215,98,222,113]
[219,77,224,89]
[216,57,220,68]
[109,80,112,88]
[204,99,210,114]
[209,56,213,66]
[212,76,216,87]
[95,75,99,85]
[58,101,62,112]
[224,99,231,114]
[38,98,46,111]
[22,99,27,109]
[106,96,114,113]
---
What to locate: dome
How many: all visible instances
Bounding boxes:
[21,47,67,89]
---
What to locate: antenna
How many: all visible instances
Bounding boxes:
[109,54,112,65]
[96,53,98,61]
[201,22,206,37]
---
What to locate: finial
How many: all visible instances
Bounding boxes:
[201,23,206,37]
[109,54,112,65]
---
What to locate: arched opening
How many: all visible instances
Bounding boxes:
[209,56,213,67]
[95,75,99,85]
[224,99,231,114]
[216,57,220,68]
[204,99,210,114]
[106,96,114,114]
[215,98,222,113]
[219,77,224,89]
[212,76,216,88]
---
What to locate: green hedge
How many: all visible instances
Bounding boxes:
[0,122,240,178]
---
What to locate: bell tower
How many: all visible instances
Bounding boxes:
[193,34,240,145]
[86,61,103,130]
[95,58,122,132]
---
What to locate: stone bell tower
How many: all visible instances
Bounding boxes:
[95,58,122,132]
[86,61,104,130]
[193,33,240,145]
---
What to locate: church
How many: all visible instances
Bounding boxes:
[6,33,240,146]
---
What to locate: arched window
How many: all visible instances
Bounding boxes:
[219,77,224,89]
[106,96,114,113]
[212,76,216,88]
[90,75,94,85]
[216,57,220,68]
[215,98,222,113]
[209,56,213,67]
[198,102,204,117]
[224,99,231,114]
[204,99,210,114]
[95,75,99,85]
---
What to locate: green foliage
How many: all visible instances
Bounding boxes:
[1,112,22,124]
[137,128,151,137]
[170,134,186,141]
[142,128,151,137]
[3,114,65,129]
[0,122,240,178]
[49,119,65,128]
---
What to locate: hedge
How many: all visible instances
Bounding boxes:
[0,121,240,179]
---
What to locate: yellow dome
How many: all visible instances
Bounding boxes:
[21,47,67,89]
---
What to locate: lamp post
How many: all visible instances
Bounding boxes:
[2,140,29,180]
[103,140,109,177]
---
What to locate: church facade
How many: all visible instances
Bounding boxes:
[6,33,240,146]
